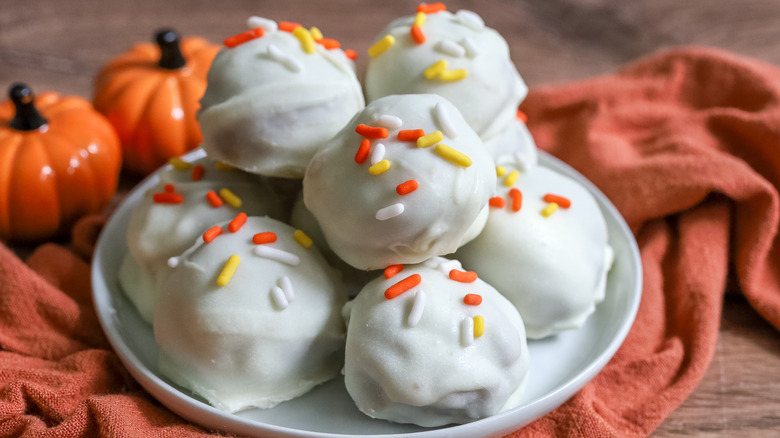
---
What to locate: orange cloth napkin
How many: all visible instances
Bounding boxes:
[1,46,779,437]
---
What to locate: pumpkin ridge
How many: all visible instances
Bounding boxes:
[94,67,154,111]
[107,73,163,160]
[46,132,100,222]
[10,134,61,239]
[40,96,93,119]
[0,133,22,237]
[134,73,173,172]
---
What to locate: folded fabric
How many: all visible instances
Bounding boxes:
[0,46,778,437]
[517,46,780,436]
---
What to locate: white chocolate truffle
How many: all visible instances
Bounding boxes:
[343,257,530,426]
[456,163,613,339]
[154,216,347,412]
[303,94,496,271]
[198,19,365,178]
[365,8,527,142]
[119,156,283,323]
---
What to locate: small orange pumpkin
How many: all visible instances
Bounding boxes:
[0,83,121,242]
[93,29,220,174]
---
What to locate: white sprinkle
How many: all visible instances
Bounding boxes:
[267,44,303,72]
[375,114,403,129]
[438,259,462,276]
[434,40,466,57]
[247,16,278,33]
[460,37,479,58]
[167,257,179,268]
[370,143,386,165]
[461,317,474,347]
[407,290,426,327]
[376,203,405,221]
[279,275,294,302]
[253,245,301,265]
[434,102,458,139]
[271,286,289,310]
[455,10,485,31]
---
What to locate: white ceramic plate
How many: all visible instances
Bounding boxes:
[92,149,642,437]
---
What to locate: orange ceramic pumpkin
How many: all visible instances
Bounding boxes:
[93,29,219,174]
[0,83,121,242]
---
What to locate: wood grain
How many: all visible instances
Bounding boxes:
[2,0,780,435]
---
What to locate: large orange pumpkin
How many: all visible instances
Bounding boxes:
[93,29,219,175]
[0,83,121,242]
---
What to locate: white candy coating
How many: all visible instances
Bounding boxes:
[154,216,348,412]
[365,9,527,142]
[343,257,530,426]
[198,20,365,178]
[456,164,613,339]
[303,94,496,271]
[119,156,283,323]
[483,118,538,172]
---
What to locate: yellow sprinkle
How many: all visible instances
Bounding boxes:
[434,144,472,167]
[369,159,392,175]
[439,69,468,82]
[503,170,519,187]
[310,26,323,40]
[293,27,316,54]
[214,161,234,171]
[219,188,242,208]
[417,130,443,148]
[473,315,485,338]
[413,12,427,27]
[424,59,447,79]
[541,202,559,217]
[168,157,191,170]
[217,255,240,287]
[368,35,395,57]
[496,165,506,177]
[293,229,313,248]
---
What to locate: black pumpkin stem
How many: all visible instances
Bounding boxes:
[156,29,186,70]
[9,83,48,131]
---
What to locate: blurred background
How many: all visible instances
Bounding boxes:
[3,0,780,97]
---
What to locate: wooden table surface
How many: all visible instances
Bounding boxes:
[3,0,780,436]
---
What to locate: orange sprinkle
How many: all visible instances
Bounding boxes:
[463,294,483,306]
[153,193,183,204]
[417,2,446,13]
[385,274,422,299]
[228,212,247,232]
[396,180,419,195]
[516,109,528,123]
[224,27,265,48]
[164,184,175,193]
[191,164,205,181]
[449,269,478,283]
[543,194,571,208]
[510,188,523,212]
[206,190,223,208]
[384,264,404,279]
[316,38,341,49]
[356,124,389,139]
[279,21,302,32]
[253,232,278,244]
[489,196,506,208]
[355,138,371,164]
[397,129,425,141]
[410,25,426,44]
[203,225,222,243]
[344,49,357,60]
